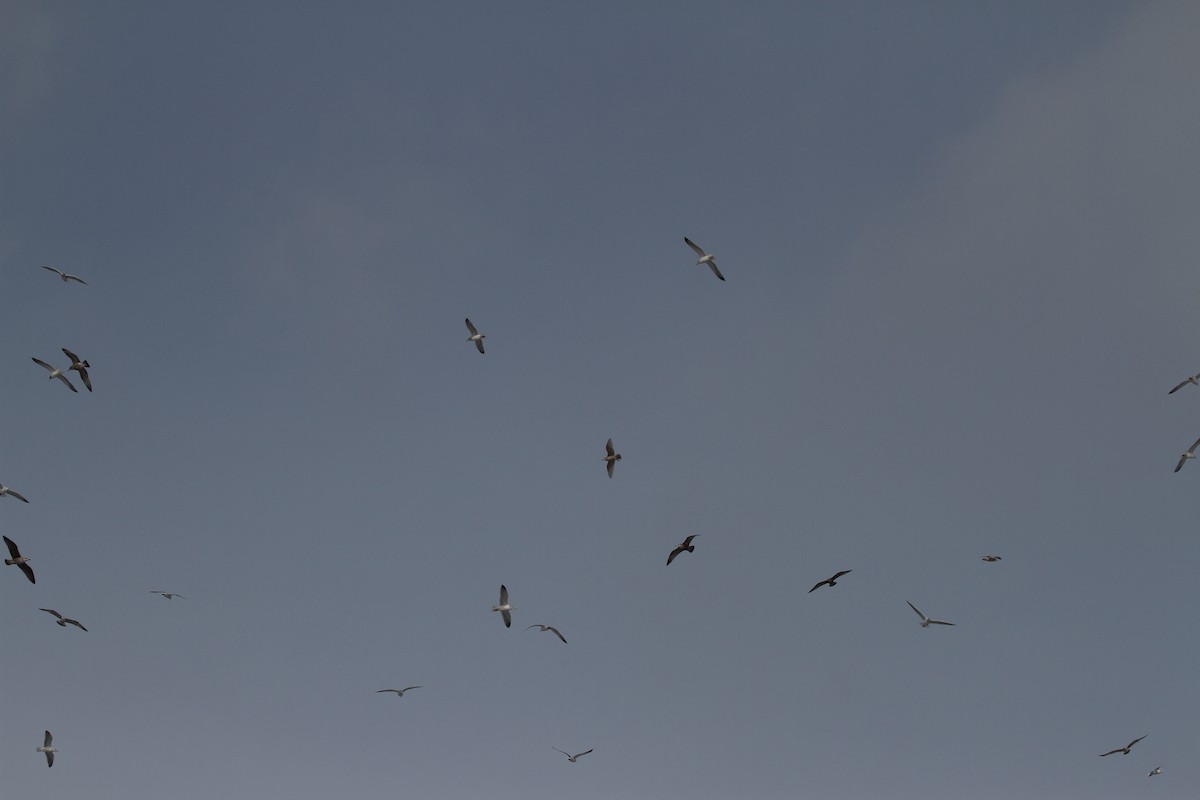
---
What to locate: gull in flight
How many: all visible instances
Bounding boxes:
[683,237,725,281]
[0,483,29,503]
[808,570,852,593]
[1148,766,1163,777]
[150,591,185,599]
[667,535,699,566]
[981,555,1002,562]
[375,686,422,698]
[603,438,622,478]
[1174,437,1200,472]
[62,348,92,392]
[552,747,593,763]
[492,584,514,628]
[1169,373,1200,394]
[465,318,486,354]
[40,608,88,631]
[41,265,87,285]
[525,624,567,643]
[906,601,954,627]
[32,357,78,392]
[3,536,35,584]
[36,730,56,767]
[1099,735,1146,757]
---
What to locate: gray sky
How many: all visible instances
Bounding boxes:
[3,2,1198,798]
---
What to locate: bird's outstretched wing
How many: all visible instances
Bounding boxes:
[683,237,707,258]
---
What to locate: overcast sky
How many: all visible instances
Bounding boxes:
[3,2,1199,798]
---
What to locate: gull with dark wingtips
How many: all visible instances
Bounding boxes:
[150,590,185,599]
[36,730,56,767]
[3,536,35,584]
[0,483,29,503]
[1148,766,1163,777]
[32,357,77,392]
[552,747,593,763]
[40,608,87,631]
[808,570,852,593]
[1175,437,1200,472]
[525,624,567,643]
[683,237,725,281]
[603,438,621,478]
[465,318,486,354]
[907,601,954,628]
[1099,735,1146,757]
[375,686,422,698]
[667,535,699,566]
[41,265,87,285]
[492,584,514,628]
[62,348,92,392]
[1169,373,1200,394]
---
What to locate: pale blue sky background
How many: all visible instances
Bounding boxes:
[3,2,1199,798]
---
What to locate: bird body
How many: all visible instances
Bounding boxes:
[553,747,593,763]
[36,730,56,767]
[525,624,567,643]
[40,608,87,631]
[907,601,954,627]
[1169,374,1200,394]
[492,584,514,627]
[375,686,422,698]
[683,237,725,281]
[808,570,852,593]
[0,483,29,503]
[42,265,87,284]
[32,357,77,392]
[1175,437,1200,472]
[1148,766,1163,777]
[667,535,699,566]
[62,348,92,392]
[150,591,184,599]
[1099,735,1146,757]
[465,318,486,354]
[981,555,1002,562]
[3,535,35,583]
[603,438,622,478]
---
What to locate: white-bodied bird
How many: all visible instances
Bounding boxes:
[0,483,29,503]
[41,265,87,285]
[553,747,593,763]
[683,237,725,281]
[492,584,514,628]
[36,730,56,767]
[40,608,87,631]
[3,536,35,584]
[1175,437,1200,472]
[907,601,954,627]
[31,357,78,392]
[465,318,486,354]
[525,624,567,643]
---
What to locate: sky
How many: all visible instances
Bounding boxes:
[3,2,1199,798]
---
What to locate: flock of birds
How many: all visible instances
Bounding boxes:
[7,251,1176,780]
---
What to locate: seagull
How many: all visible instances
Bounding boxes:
[667,535,699,566]
[40,608,87,631]
[3,536,35,584]
[603,438,622,478]
[62,348,92,392]
[465,318,486,354]
[150,591,184,599]
[31,357,77,392]
[492,584,514,628]
[906,601,954,627]
[0,483,29,503]
[1175,437,1200,472]
[41,265,87,285]
[525,624,567,643]
[808,570,852,593]
[552,747,593,763]
[375,686,422,698]
[1148,766,1163,777]
[981,555,1002,562]
[1099,735,1146,757]
[1169,373,1200,394]
[36,730,56,767]
[683,237,725,281]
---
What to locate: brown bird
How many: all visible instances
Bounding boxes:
[981,555,1002,562]
[3,535,35,584]
[603,438,622,478]
[667,535,699,566]
[1099,735,1146,757]
[808,570,852,593]
[62,348,92,392]
[40,609,88,631]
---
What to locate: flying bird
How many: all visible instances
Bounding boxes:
[465,318,486,354]
[1169,373,1200,394]
[667,535,699,566]
[0,483,29,503]
[1099,735,1146,757]
[41,265,87,285]
[603,438,622,478]
[981,555,1002,562]
[40,608,87,631]
[1148,766,1163,777]
[492,584,514,628]
[808,570,852,593]
[150,591,185,599]
[683,237,725,281]
[906,601,954,627]
[1175,437,1200,472]
[36,730,56,767]
[375,686,422,698]
[3,536,35,584]
[32,357,78,392]
[525,624,567,643]
[62,348,92,392]
[552,747,593,763]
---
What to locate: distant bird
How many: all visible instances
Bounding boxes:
[465,318,486,354]
[808,570,852,593]
[906,601,954,628]
[1099,735,1146,757]
[62,348,92,392]
[603,438,622,478]
[683,237,725,281]
[525,624,567,644]
[35,730,56,767]
[1175,437,1200,472]
[40,608,87,631]
[3,535,35,584]
[41,265,87,285]
[1169,373,1200,394]
[552,747,593,763]
[375,686,422,698]
[31,357,78,392]
[981,555,1002,562]
[0,483,29,503]
[667,535,699,566]
[150,591,184,599]
[492,584,514,628]
[1148,766,1163,777]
